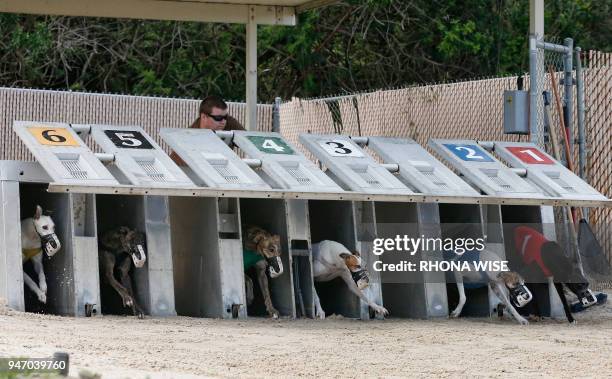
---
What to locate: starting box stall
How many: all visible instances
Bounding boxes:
[1,120,609,321]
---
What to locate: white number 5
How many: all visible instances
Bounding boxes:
[115,132,142,147]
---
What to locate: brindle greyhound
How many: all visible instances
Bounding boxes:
[99,226,147,318]
[21,205,61,304]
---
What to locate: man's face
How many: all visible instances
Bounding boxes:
[201,106,228,130]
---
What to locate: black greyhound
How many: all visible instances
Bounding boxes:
[514,226,597,323]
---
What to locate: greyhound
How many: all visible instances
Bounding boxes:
[312,240,388,319]
[21,205,61,304]
[514,226,599,324]
[99,226,147,318]
[446,248,533,325]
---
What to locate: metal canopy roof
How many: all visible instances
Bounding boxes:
[0,0,339,25]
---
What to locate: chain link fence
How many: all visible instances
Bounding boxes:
[279,50,611,270]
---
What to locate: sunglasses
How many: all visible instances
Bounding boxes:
[206,113,228,122]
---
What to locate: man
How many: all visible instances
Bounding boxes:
[171,95,244,165]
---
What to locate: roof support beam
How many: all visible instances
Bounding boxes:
[0,0,296,25]
[246,5,258,131]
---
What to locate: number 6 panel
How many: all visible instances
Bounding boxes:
[12,121,119,186]
[299,133,412,194]
[90,125,193,187]
[232,131,342,192]
[429,139,544,198]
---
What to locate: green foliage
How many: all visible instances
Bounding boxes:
[0,0,610,101]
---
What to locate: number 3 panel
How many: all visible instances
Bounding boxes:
[299,133,412,194]
[90,125,193,187]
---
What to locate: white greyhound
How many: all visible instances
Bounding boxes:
[21,205,61,304]
[447,248,532,325]
[312,240,388,319]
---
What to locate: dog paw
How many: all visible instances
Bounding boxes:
[267,308,279,319]
[122,296,133,308]
[137,312,145,320]
[518,318,529,325]
[450,310,461,318]
[316,309,326,320]
[569,320,577,326]
[375,305,389,316]
[40,282,47,294]
[37,292,47,304]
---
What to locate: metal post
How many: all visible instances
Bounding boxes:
[563,38,574,155]
[245,6,258,131]
[529,34,540,145]
[575,47,588,220]
[272,97,282,133]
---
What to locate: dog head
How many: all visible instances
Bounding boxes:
[498,271,533,308]
[117,227,147,268]
[541,241,596,307]
[32,205,61,257]
[340,251,370,290]
[251,230,283,278]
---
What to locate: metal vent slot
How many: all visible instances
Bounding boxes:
[421,171,450,189]
[481,169,512,190]
[357,170,383,188]
[286,166,312,185]
[212,164,241,184]
[136,159,166,182]
[551,176,577,193]
[61,158,88,180]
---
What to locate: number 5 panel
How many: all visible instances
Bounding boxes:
[90,125,193,187]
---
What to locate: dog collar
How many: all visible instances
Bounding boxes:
[22,247,42,261]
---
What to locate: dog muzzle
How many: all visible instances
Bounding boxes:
[131,244,146,268]
[577,289,597,308]
[267,257,283,278]
[508,284,533,308]
[351,269,370,290]
[41,233,61,257]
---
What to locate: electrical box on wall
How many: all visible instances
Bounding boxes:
[503,90,529,135]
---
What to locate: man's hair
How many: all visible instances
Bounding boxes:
[199,95,227,115]
[190,95,228,128]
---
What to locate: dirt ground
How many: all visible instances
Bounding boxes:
[1,295,612,379]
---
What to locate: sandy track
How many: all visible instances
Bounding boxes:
[1,297,611,379]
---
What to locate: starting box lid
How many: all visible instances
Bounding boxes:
[492,141,607,201]
[232,131,342,192]
[159,128,270,190]
[90,125,193,187]
[12,121,119,186]
[299,133,412,194]
[429,139,544,198]
[367,136,480,197]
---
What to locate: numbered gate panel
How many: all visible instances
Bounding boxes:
[493,141,607,200]
[159,128,270,190]
[12,121,119,185]
[299,134,412,194]
[232,131,342,192]
[90,125,193,188]
[429,139,544,198]
[367,136,480,197]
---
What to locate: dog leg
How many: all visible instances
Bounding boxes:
[31,254,47,296]
[450,281,466,318]
[555,282,576,324]
[313,287,325,320]
[23,270,46,303]
[101,250,134,308]
[340,271,388,316]
[245,274,255,305]
[118,256,144,319]
[491,282,528,325]
[255,260,279,318]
